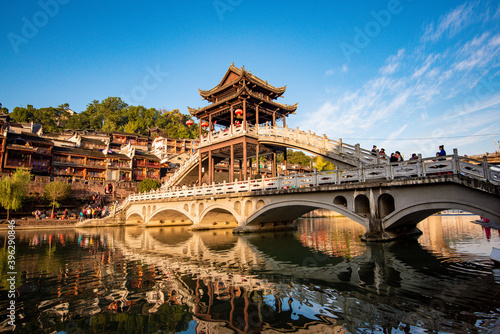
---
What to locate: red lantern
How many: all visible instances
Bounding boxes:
[201,121,209,127]
[186,120,194,127]
[235,108,243,116]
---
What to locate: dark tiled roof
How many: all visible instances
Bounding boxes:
[53,146,106,158]
[134,151,160,161]
[199,63,287,98]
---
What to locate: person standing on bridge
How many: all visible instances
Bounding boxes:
[371,145,378,156]
[396,151,404,161]
[438,145,446,156]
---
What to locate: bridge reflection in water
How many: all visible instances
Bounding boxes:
[2,216,500,333]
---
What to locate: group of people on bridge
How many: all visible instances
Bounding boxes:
[371,145,446,163]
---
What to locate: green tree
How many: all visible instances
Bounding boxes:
[314,156,335,171]
[158,108,200,139]
[284,149,313,166]
[0,169,32,221]
[0,103,8,114]
[44,181,72,216]
[138,179,161,193]
[10,104,36,123]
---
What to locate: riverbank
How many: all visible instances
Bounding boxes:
[0,217,125,230]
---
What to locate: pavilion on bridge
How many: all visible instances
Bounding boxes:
[188,63,298,185]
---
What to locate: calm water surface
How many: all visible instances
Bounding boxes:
[1,215,499,333]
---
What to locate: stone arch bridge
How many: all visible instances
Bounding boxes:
[164,125,385,188]
[116,153,500,241]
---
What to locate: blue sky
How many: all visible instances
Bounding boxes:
[1,0,499,157]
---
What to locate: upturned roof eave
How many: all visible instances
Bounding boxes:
[188,85,297,118]
[198,63,287,99]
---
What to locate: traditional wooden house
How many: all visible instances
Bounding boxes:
[52,146,106,180]
[150,136,199,162]
[187,63,297,184]
[109,132,149,152]
[105,152,132,182]
[2,132,53,175]
[132,151,160,181]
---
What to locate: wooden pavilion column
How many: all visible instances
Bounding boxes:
[284,149,288,175]
[256,144,260,177]
[283,115,286,128]
[230,105,234,128]
[198,151,202,185]
[209,114,212,132]
[272,151,276,177]
[272,111,276,126]
[199,118,203,140]
[256,105,259,126]
[243,99,247,131]
[230,144,234,182]
[243,140,247,180]
[239,160,242,181]
[208,150,213,184]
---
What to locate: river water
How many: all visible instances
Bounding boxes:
[1,215,499,333]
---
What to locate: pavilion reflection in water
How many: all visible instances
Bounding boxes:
[3,215,499,333]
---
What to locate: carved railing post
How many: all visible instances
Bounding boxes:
[418,154,424,177]
[483,156,489,182]
[453,148,459,174]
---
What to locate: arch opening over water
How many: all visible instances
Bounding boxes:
[246,199,368,230]
[148,208,194,226]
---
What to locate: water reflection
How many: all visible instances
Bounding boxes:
[0,215,499,333]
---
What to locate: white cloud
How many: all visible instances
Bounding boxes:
[412,54,437,79]
[303,2,500,157]
[380,48,405,75]
[325,69,335,76]
[341,64,349,73]
[421,2,476,43]
[493,4,500,19]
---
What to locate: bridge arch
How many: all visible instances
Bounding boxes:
[126,211,145,223]
[334,195,347,207]
[355,195,370,217]
[246,199,369,229]
[384,200,499,232]
[377,194,395,219]
[148,206,194,226]
[257,139,357,169]
[199,203,240,228]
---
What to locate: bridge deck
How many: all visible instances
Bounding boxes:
[123,152,499,206]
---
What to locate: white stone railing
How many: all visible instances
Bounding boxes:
[199,123,257,146]
[122,152,499,204]
[200,124,382,166]
[165,125,384,190]
[161,152,200,189]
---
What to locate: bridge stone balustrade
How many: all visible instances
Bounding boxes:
[164,125,387,188]
[114,151,500,242]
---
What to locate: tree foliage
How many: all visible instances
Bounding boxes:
[138,179,161,193]
[313,156,335,171]
[0,102,8,114]
[10,105,65,133]
[0,169,32,220]
[280,149,313,166]
[44,181,72,215]
[9,98,199,139]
